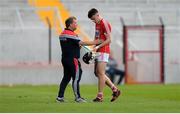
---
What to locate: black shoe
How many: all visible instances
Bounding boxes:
[56,97,64,102]
[93,97,103,102]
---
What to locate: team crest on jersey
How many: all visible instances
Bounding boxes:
[95,30,100,38]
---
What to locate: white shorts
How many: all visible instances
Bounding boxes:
[95,52,109,63]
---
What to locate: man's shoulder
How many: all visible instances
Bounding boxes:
[101,19,111,32]
[61,29,77,36]
[60,29,80,40]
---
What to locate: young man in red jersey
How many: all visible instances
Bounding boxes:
[88,8,121,102]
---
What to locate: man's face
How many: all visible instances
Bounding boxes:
[70,19,78,31]
[90,13,99,23]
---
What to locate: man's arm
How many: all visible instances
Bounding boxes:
[79,39,102,46]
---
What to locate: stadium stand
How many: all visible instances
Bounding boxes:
[0,0,180,84]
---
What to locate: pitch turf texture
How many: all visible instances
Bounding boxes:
[0,84,180,113]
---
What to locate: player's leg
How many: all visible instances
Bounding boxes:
[94,62,120,102]
[93,53,121,102]
[72,58,86,102]
[98,53,121,102]
[104,74,121,102]
[93,61,106,102]
[104,69,121,102]
[106,69,114,82]
[95,53,117,92]
[104,69,117,90]
[93,60,104,101]
[105,74,115,88]
[93,53,111,102]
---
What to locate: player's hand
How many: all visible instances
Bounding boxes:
[92,46,100,52]
[94,39,102,45]
[92,47,97,52]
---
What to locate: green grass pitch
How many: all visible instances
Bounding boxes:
[0,84,180,112]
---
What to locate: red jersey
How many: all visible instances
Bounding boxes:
[95,18,111,54]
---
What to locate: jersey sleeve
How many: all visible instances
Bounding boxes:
[102,20,111,35]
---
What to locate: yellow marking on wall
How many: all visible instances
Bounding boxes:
[28,0,90,42]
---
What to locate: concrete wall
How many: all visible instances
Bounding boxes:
[0,64,98,85]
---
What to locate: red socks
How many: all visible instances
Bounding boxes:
[97,92,103,99]
[111,86,117,92]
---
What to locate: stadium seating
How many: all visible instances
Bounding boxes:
[0,0,179,84]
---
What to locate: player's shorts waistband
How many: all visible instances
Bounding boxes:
[95,52,109,63]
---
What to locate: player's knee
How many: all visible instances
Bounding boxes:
[96,70,105,77]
